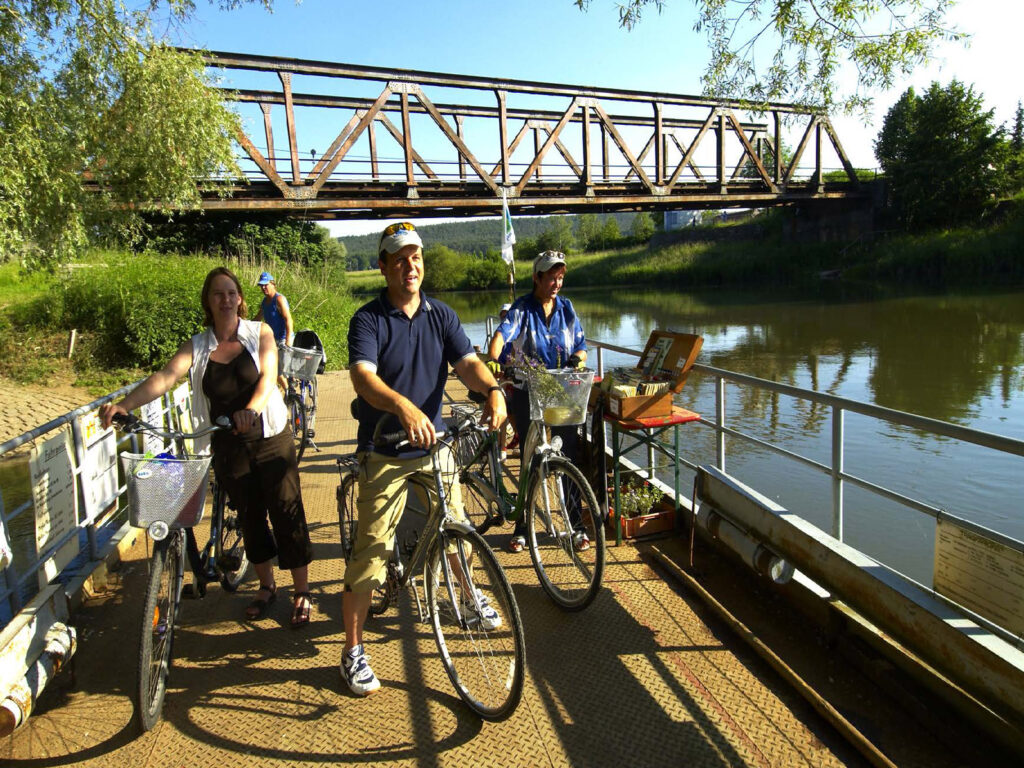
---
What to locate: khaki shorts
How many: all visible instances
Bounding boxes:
[343,446,468,593]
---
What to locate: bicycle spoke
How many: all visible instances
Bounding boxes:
[526,457,605,611]
[426,530,524,720]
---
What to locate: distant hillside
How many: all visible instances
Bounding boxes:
[340,212,639,270]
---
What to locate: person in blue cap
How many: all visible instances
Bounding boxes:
[254,272,294,390]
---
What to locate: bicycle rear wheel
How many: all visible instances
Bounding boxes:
[337,471,392,615]
[526,455,605,611]
[214,484,249,592]
[287,393,308,462]
[137,530,184,733]
[426,528,525,721]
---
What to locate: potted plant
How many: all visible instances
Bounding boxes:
[608,478,676,539]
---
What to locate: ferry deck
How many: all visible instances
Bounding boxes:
[1,371,1016,767]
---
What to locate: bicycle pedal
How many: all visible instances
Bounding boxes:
[217,554,242,571]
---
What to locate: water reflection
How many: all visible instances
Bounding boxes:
[449,285,1024,584]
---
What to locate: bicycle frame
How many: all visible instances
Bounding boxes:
[389,441,487,631]
[459,419,561,526]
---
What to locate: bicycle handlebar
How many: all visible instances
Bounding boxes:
[112,412,232,441]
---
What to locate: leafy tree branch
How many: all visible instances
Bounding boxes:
[574,1,961,112]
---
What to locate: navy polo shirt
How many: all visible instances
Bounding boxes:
[348,291,474,453]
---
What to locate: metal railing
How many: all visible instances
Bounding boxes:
[589,339,1024,558]
[0,382,182,624]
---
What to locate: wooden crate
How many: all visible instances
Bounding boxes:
[607,390,673,419]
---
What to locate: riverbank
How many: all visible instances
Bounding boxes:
[347,203,1024,295]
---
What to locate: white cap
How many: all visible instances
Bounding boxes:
[533,250,566,274]
[500,303,512,312]
[378,223,424,255]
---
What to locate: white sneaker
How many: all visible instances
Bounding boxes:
[462,589,502,630]
[341,644,381,696]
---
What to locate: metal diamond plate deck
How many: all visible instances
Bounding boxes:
[2,372,902,767]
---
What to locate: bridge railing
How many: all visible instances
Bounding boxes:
[192,49,865,217]
[0,384,189,625]
[588,338,1024,644]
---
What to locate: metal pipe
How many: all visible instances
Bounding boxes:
[696,504,794,585]
[0,624,76,737]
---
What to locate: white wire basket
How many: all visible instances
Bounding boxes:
[280,345,324,381]
[121,453,212,529]
[527,368,595,426]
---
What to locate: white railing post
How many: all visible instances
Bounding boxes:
[832,405,845,540]
[715,376,726,471]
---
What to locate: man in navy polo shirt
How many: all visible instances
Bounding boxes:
[340,221,506,696]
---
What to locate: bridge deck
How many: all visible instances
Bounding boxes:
[2,373,883,766]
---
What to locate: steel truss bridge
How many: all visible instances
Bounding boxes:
[196,50,867,221]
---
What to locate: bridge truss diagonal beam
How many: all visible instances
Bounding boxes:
[193,49,867,220]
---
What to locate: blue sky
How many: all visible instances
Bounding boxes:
[169,1,1024,235]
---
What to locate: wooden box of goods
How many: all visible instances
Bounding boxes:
[599,330,703,421]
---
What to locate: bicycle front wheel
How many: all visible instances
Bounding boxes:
[137,531,185,732]
[426,528,525,721]
[526,455,605,611]
[337,472,391,615]
[287,393,308,462]
[214,483,249,592]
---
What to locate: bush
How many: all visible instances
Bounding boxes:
[59,251,360,371]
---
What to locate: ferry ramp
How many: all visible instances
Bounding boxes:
[3,372,971,767]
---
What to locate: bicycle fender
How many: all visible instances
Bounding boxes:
[442,519,476,536]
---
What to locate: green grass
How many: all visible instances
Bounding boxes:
[0,251,361,393]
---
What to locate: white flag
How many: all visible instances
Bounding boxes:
[501,189,516,266]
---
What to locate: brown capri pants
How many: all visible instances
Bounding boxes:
[212,428,313,570]
[343,447,467,593]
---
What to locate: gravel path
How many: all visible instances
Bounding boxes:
[0,377,98,447]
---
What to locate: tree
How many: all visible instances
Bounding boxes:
[1,1,272,270]
[630,212,656,243]
[575,214,602,251]
[537,217,575,253]
[598,217,621,248]
[1009,102,1024,192]
[874,81,1006,229]
[573,1,959,113]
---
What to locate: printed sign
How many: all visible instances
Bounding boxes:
[30,430,79,588]
[80,422,118,523]
[172,382,193,435]
[934,518,1024,637]
[141,400,165,455]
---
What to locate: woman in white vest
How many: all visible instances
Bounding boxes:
[100,267,314,627]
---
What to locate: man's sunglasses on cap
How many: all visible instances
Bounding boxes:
[381,221,416,237]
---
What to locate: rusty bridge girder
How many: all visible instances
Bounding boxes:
[193,50,867,221]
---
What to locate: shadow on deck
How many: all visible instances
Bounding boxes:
[2,372,942,767]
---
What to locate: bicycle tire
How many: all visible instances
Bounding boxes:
[137,531,184,733]
[337,472,358,562]
[461,467,501,531]
[337,472,392,615]
[426,527,525,721]
[287,392,308,462]
[306,377,318,435]
[525,455,605,611]
[214,484,249,592]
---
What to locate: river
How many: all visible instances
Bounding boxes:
[446,284,1024,585]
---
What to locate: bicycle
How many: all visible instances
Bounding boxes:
[115,413,249,733]
[336,420,526,721]
[281,342,323,462]
[452,368,606,611]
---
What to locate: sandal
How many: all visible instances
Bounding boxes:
[246,584,277,620]
[506,535,526,554]
[291,591,312,629]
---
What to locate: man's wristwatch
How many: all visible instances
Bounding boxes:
[486,385,502,395]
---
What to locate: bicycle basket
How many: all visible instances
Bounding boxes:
[121,453,212,529]
[527,368,595,426]
[280,345,323,381]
